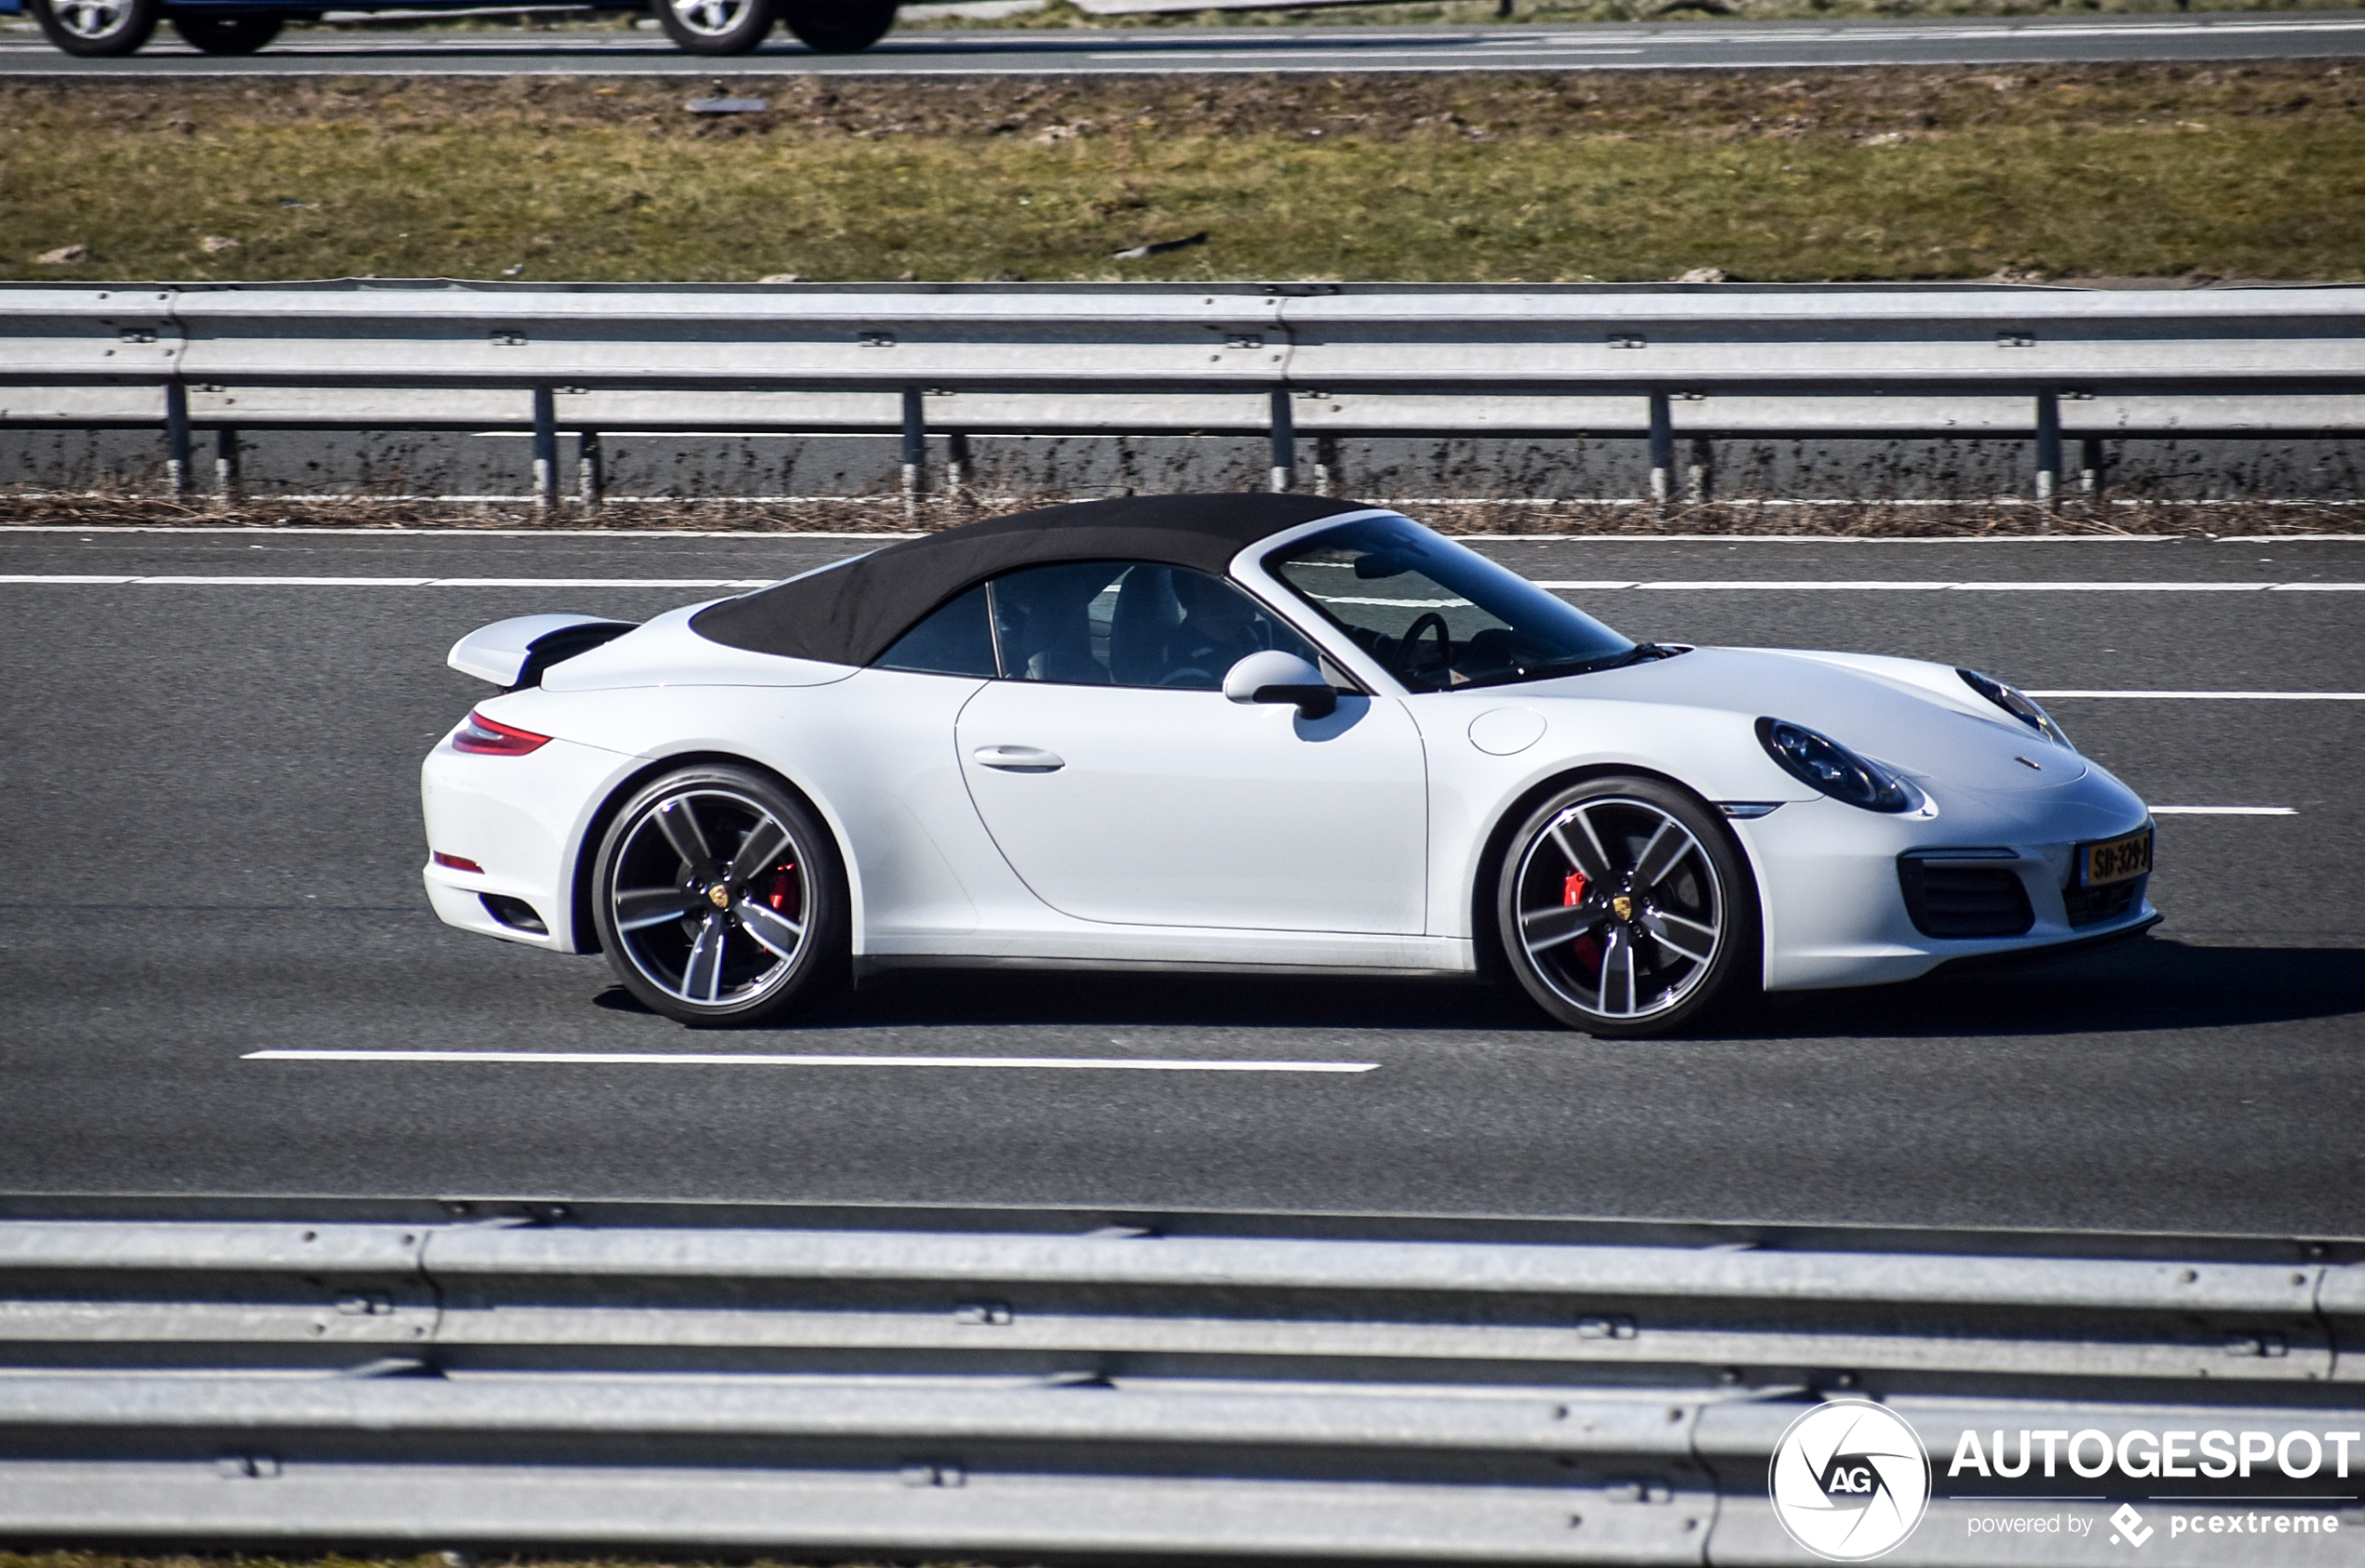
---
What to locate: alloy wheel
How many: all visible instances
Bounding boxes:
[1510,794,1725,1023]
[606,786,812,1008]
[54,0,128,35]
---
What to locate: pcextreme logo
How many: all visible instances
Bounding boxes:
[1769,1399,1935,1561]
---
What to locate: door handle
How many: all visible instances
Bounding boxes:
[973,745,1065,773]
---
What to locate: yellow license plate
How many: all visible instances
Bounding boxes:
[2081,827,2155,886]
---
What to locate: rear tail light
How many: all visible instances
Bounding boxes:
[453,710,551,756]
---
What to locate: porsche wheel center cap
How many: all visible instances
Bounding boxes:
[707,884,731,909]
[1611,894,1634,921]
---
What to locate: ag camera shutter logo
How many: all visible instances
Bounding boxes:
[1769,1399,1933,1561]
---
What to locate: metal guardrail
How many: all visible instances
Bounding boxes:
[3,279,2361,511]
[2,1201,2361,1561]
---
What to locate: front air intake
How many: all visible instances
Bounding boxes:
[2063,875,2144,929]
[1899,855,2034,939]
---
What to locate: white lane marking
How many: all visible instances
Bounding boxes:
[0,525,918,537]
[244,1048,1377,1073]
[0,575,774,588]
[2027,690,2365,700]
[2148,806,2299,816]
[1533,580,2365,592]
[8,575,2355,592]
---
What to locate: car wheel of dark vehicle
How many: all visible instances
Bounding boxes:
[1496,775,1758,1037]
[780,0,896,51]
[167,11,284,50]
[654,0,776,53]
[32,0,158,54]
[591,764,849,1027]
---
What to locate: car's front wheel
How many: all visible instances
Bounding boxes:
[653,0,776,54]
[780,0,895,51]
[1495,776,1757,1037]
[31,0,158,55]
[590,764,848,1027]
[168,11,285,51]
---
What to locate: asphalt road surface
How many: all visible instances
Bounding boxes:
[5,9,2363,75]
[1,525,2358,1239]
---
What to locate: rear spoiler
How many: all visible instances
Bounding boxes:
[448,614,638,689]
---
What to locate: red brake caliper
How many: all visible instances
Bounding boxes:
[768,864,799,915]
[1562,871,1602,970]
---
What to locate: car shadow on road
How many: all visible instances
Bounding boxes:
[602,936,2364,1040]
[1726,938,2365,1041]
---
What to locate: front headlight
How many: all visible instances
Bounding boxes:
[1958,668,2074,750]
[1755,718,1923,814]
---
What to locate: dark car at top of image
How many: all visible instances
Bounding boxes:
[16,0,897,59]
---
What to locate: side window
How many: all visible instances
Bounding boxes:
[872,584,997,678]
[985,561,1323,690]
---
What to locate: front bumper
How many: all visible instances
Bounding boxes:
[1731,765,2158,993]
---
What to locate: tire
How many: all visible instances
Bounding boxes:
[653,0,777,54]
[1494,775,1759,1038]
[779,0,895,51]
[168,12,285,51]
[31,0,158,55]
[589,764,849,1027]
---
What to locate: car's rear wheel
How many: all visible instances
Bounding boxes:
[31,0,159,55]
[653,0,776,53]
[1495,776,1757,1037]
[590,764,848,1027]
[780,0,895,51]
[168,11,285,51]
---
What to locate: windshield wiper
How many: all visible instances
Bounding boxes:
[1466,642,1681,687]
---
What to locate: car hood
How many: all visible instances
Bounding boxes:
[1514,645,2086,791]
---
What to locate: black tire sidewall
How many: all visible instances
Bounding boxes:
[655,0,776,54]
[33,0,159,55]
[1494,775,1760,1037]
[168,12,285,51]
[590,764,848,1027]
[779,0,894,51]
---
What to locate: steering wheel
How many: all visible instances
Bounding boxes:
[1398,612,1453,685]
[1156,666,1213,688]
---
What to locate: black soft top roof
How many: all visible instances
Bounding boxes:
[691,493,1373,667]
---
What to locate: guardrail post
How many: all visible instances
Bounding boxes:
[1314,434,1340,497]
[531,386,558,513]
[1683,437,1712,507]
[577,431,603,517]
[2034,390,2061,522]
[1268,389,1295,493]
[212,426,239,502]
[946,430,971,504]
[2079,436,2105,501]
[1647,392,1673,509]
[901,388,926,519]
[164,382,192,501]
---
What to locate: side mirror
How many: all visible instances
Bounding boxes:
[1223,650,1337,721]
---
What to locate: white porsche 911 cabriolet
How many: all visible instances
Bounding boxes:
[421,494,2157,1036]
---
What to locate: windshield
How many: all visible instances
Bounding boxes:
[1264,515,1638,692]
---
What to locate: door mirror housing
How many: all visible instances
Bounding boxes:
[1223,650,1337,720]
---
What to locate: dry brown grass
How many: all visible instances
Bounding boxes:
[4,492,2356,535]
[4,62,2360,285]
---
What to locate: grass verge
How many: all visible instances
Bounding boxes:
[4,493,2358,534]
[902,0,2361,28]
[4,63,2360,284]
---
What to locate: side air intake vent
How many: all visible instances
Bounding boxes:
[1899,854,2034,939]
[2063,875,2144,929]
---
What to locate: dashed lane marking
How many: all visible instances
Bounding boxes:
[244,1049,1380,1072]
